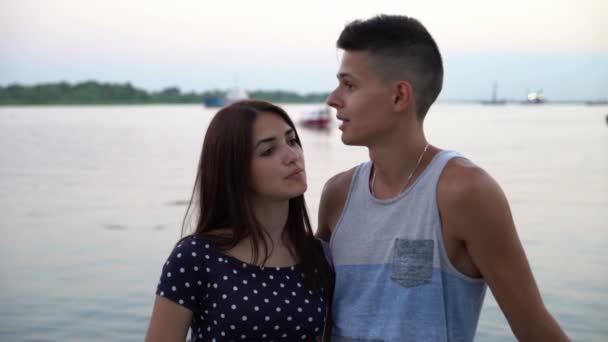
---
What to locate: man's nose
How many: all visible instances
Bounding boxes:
[326,89,342,109]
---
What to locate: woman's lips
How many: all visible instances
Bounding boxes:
[286,169,304,179]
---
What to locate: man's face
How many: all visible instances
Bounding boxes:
[326,51,396,146]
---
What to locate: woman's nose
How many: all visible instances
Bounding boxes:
[283,145,300,164]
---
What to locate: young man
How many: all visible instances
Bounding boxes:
[316,14,569,342]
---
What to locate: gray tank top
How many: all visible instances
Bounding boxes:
[329,150,487,342]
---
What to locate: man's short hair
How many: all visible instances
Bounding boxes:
[337,14,443,119]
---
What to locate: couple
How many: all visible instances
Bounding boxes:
[146,15,568,341]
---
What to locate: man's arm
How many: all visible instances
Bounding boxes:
[439,160,569,341]
[316,169,355,242]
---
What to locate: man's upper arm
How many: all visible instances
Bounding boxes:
[439,161,568,341]
[316,169,354,242]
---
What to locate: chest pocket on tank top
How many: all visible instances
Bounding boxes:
[390,238,434,288]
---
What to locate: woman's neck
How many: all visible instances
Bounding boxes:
[250,199,290,244]
[221,199,295,267]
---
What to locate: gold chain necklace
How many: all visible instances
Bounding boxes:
[370,143,430,196]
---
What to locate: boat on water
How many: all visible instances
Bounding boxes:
[481,81,506,105]
[299,106,332,129]
[204,87,249,108]
[225,87,249,104]
[203,97,225,107]
[523,90,546,104]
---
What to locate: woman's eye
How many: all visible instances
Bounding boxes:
[261,148,273,156]
[287,138,299,146]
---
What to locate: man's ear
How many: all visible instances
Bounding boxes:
[393,80,414,111]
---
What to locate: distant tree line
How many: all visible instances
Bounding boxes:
[0,81,329,105]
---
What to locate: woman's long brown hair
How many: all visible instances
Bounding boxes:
[180,100,332,294]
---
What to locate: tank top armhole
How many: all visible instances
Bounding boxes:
[329,162,369,250]
[433,153,486,283]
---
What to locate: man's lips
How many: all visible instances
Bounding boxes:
[337,116,349,129]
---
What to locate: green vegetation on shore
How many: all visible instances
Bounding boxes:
[0,81,329,105]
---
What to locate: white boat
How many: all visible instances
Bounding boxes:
[523,90,545,104]
[225,87,249,104]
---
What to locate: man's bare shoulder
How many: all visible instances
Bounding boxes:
[438,156,511,242]
[438,157,500,202]
[316,167,357,241]
[323,167,357,196]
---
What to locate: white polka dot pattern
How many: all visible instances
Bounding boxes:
[156,236,329,341]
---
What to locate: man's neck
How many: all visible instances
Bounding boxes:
[368,125,431,198]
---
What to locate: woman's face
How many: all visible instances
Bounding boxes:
[249,112,307,203]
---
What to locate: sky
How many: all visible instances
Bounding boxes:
[1,0,607,101]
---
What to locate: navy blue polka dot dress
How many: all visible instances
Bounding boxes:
[156,235,329,341]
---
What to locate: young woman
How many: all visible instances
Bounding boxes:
[145,100,333,342]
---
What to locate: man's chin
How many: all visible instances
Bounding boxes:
[341,134,363,146]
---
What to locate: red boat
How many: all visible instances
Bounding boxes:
[300,107,332,129]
